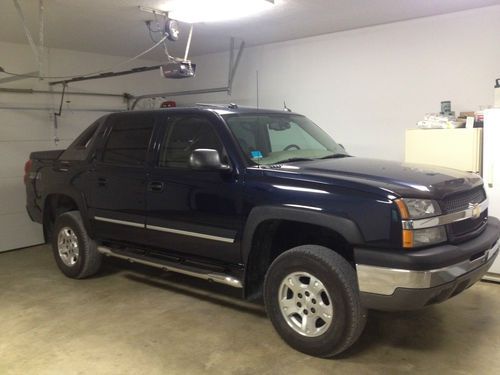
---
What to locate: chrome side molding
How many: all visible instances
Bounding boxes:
[94,216,235,243]
[97,246,243,288]
[357,238,500,295]
[146,224,235,243]
[94,216,144,228]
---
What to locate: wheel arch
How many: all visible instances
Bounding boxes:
[241,206,364,299]
[42,192,91,242]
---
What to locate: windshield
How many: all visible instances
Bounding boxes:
[223,113,348,165]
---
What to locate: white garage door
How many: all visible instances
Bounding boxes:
[0,109,104,252]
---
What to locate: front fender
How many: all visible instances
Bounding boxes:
[241,205,364,264]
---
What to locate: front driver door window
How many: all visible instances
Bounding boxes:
[159,116,226,167]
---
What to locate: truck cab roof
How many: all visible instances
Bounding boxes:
[126,104,300,117]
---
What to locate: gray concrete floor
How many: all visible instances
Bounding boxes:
[1,245,499,375]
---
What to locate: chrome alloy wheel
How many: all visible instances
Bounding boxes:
[278,271,333,337]
[57,227,79,266]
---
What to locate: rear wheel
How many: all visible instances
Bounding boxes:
[264,245,366,357]
[52,211,102,279]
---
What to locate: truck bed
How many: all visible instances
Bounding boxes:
[30,149,65,161]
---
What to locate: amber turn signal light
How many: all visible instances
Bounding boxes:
[394,199,409,220]
[402,229,414,248]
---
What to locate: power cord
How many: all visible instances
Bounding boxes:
[0,35,167,80]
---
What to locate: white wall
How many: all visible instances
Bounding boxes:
[2,5,500,250]
[0,41,169,251]
[162,6,500,160]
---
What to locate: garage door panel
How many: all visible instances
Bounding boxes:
[0,108,111,251]
[0,141,56,177]
[0,111,102,142]
[0,212,43,252]
[56,113,104,140]
[0,110,53,141]
[0,177,27,215]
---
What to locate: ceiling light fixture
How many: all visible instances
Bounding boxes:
[162,0,276,23]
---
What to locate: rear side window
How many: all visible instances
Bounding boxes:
[159,115,224,168]
[102,114,155,166]
[72,121,99,149]
[60,119,101,161]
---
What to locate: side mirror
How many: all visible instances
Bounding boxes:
[189,149,231,171]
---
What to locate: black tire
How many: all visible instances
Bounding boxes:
[51,211,102,279]
[264,245,367,358]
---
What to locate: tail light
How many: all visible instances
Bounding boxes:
[24,159,33,184]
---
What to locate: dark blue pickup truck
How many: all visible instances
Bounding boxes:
[25,105,500,357]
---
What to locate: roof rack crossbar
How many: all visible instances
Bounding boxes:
[194,103,238,109]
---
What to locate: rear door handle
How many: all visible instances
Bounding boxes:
[148,181,165,192]
[97,177,107,187]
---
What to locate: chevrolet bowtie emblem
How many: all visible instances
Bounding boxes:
[469,202,481,219]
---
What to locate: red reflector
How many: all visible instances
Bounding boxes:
[160,100,176,108]
[24,160,33,174]
[24,159,32,184]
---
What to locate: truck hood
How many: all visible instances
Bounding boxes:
[275,157,483,200]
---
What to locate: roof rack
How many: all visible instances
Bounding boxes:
[195,103,239,109]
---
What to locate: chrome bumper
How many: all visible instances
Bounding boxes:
[357,238,500,296]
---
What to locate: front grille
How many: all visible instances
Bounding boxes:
[449,210,488,238]
[441,187,488,243]
[441,187,486,213]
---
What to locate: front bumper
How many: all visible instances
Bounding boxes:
[355,217,500,311]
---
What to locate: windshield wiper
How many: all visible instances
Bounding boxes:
[319,153,351,159]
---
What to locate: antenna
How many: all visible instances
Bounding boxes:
[283,101,292,112]
[256,70,259,109]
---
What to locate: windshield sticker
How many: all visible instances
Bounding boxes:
[251,150,263,159]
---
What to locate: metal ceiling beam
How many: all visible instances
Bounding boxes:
[228,38,245,95]
[38,0,45,77]
[12,0,39,65]
[0,105,123,112]
[0,87,129,99]
[0,72,38,84]
[49,65,162,86]
[138,5,168,17]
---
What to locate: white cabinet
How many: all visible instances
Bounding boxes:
[405,128,482,173]
[405,126,499,277]
[484,109,500,275]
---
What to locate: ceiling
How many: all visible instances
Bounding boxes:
[0,0,499,61]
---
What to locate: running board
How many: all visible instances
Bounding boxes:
[483,273,500,284]
[97,246,243,288]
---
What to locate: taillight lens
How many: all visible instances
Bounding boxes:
[24,160,33,184]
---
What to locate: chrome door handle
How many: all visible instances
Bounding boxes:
[148,181,165,192]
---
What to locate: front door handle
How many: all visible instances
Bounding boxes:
[148,181,165,192]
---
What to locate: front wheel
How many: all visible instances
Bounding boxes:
[52,211,102,279]
[264,245,366,358]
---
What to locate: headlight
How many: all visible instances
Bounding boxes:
[395,198,446,248]
[398,198,441,219]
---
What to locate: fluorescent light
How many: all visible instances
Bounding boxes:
[163,0,275,23]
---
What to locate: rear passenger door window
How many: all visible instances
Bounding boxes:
[159,115,224,168]
[102,114,155,166]
[90,113,156,245]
